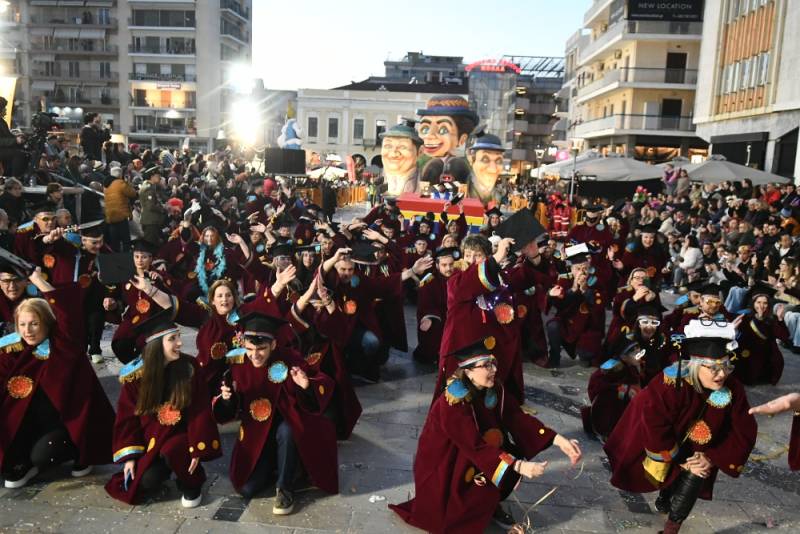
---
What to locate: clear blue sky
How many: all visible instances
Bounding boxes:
[252,0,591,90]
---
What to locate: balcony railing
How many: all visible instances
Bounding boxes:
[30,43,118,55]
[131,125,195,135]
[29,15,117,27]
[220,0,250,20]
[130,72,197,82]
[127,17,195,29]
[128,44,196,55]
[577,67,699,99]
[574,114,696,137]
[583,0,613,25]
[131,101,196,110]
[43,96,119,107]
[220,26,247,43]
[32,70,119,82]
[579,20,703,64]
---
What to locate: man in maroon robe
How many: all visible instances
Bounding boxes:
[567,204,613,251]
[413,246,458,363]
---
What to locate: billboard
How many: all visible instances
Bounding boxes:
[627,0,704,21]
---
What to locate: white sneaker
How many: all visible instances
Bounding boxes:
[4,466,38,489]
[181,493,202,508]
[71,464,92,477]
[90,354,104,364]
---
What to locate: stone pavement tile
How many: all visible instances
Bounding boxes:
[337,465,412,500]
[176,518,294,533]
[61,506,185,534]
[131,480,227,520]
[32,473,134,513]
[514,481,617,512]
[238,491,349,532]
[346,508,425,534]
[519,502,608,532]
[0,500,70,532]
[736,501,800,531]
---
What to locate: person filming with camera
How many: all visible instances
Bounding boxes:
[0,97,29,178]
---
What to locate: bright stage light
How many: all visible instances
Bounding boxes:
[226,63,255,95]
[230,98,259,146]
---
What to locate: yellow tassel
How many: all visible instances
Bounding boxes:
[119,368,144,383]
[2,342,24,353]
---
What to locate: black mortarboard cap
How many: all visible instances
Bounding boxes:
[133,307,178,347]
[239,311,286,341]
[585,204,604,213]
[639,223,659,234]
[80,222,105,237]
[685,279,706,293]
[434,246,461,260]
[749,281,777,301]
[96,252,136,285]
[295,242,321,254]
[683,337,731,360]
[447,335,497,368]
[270,242,294,258]
[132,239,158,255]
[30,201,57,216]
[493,209,547,253]
[350,240,380,265]
[701,283,721,296]
[485,206,503,217]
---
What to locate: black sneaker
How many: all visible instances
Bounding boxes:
[181,484,203,508]
[272,488,294,515]
[492,504,516,530]
[3,464,38,489]
[71,463,92,477]
[654,493,671,514]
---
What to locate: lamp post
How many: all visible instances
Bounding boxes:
[569,147,578,202]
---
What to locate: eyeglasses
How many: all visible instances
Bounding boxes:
[701,361,735,375]
[638,319,661,327]
[701,298,721,306]
[37,216,55,222]
[471,361,497,370]
[0,278,22,286]
[699,317,728,327]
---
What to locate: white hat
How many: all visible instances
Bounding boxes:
[110,167,122,178]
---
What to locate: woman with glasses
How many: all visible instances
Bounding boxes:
[391,336,582,533]
[619,223,669,287]
[605,323,757,534]
[733,286,787,385]
[603,268,662,359]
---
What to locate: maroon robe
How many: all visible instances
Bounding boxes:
[790,415,800,471]
[106,356,221,504]
[604,363,756,500]
[414,273,448,363]
[734,315,787,385]
[359,259,408,352]
[390,383,556,534]
[212,348,338,494]
[621,243,668,285]
[516,285,548,363]
[195,310,240,397]
[547,278,606,359]
[436,258,552,404]
[581,359,641,439]
[567,222,613,251]
[13,226,44,264]
[0,284,115,470]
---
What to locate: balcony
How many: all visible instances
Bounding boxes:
[30,42,118,56]
[127,17,195,30]
[131,101,196,111]
[43,96,119,109]
[28,15,117,28]
[576,67,699,102]
[579,20,703,65]
[220,0,250,21]
[128,44,196,56]
[31,69,119,83]
[130,73,197,83]
[131,126,191,136]
[220,26,248,45]
[583,0,613,26]
[574,114,697,139]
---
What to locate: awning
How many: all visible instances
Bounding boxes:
[78,29,106,39]
[31,81,56,91]
[54,29,80,38]
[30,28,54,36]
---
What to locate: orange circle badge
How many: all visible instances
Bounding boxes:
[135,299,151,314]
[305,352,322,367]
[344,300,358,315]
[646,266,657,278]
[249,398,272,422]
[156,403,182,426]
[7,376,34,399]
[517,304,528,319]
[78,273,92,288]
[494,303,515,324]
[482,428,504,448]
[688,420,712,445]
[42,254,56,269]
[210,342,228,360]
[579,303,589,314]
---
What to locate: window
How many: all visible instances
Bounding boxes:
[307,116,318,138]
[759,52,770,85]
[328,117,339,139]
[741,58,751,89]
[731,62,740,92]
[99,62,111,79]
[353,118,364,141]
[68,61,80,78]
[375,119,387,139]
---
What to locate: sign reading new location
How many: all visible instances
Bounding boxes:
[627,0,704,21]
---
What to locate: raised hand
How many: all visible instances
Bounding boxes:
[749,392,800,415]
[289,366,309,390]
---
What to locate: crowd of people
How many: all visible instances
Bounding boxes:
[0,125,799,534]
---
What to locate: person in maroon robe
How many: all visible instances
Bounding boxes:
[213,312,337,514]
[675,283,737,333]
[544,249,606,368]
[413,246,458,363]
[105,309,221,508]
[391,336,582,533]
[195,279,241,397]
[749,392,800,470]
[182,224,252,301]
[567,204,613,251]
[733,285,787,385]
[604,322,757,534]
[0,261,33,334]
[2,269,114,488]
[13,202,57,264]
[663,279,704,335]
[604,268,662,356]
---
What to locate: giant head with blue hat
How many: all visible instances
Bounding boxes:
[467,131,506,204]
[417,95,480,158]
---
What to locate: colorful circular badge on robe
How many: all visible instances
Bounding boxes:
[268,361,289,383]
[249,398,273,422]
[483,428,504,448]
[688,419,712,445]
[305,352,322,366]
[646,266,657,277]
[344,300,358,315]
[210,342,228,360]
[707,387,732,408]
[42,254,55,269]
[78,273,92,288]
[484,388,498,409]
[156,403,182,426]
[135,299,151,314]
[7,375,33,399]
[494,303,515,324]
[517,304,528,318]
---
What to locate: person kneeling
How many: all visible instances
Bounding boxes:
[213,312,338,515]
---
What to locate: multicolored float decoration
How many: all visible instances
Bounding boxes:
[397,193,485,233]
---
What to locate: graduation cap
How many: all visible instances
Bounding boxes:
[413,234,430,244]
[748,281,777,302]
[134,307,179,347]
[350,240,380,265]
[296,242,321,254]
[565,242,591,266]
[132,239,158,255]
[269,242,294,258]
[383,196,398,207]
[685,278,706,294]
[635,304,664,320]
[305,203,322,213]
[584,204,604,214]
[239,311,287,342]
[30,201,57,216]
[80,222,105,238]
[97,252,136,285]
[143,166,162,179]
[447,335,497,369]
[434,246,461,260]
[493,209,547,253]
[701,283,721,297]
[683,337,735,361]
[638,223,659,235]
[485,206,503,218]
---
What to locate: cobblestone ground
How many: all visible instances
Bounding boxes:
[2,204,799,533]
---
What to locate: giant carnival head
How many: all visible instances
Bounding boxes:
[416,95,479,158]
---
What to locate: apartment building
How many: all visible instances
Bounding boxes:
[569,0,708,162]
[694,0,799,178]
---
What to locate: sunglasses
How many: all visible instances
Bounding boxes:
[638,319,661,327]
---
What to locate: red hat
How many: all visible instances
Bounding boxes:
[166,197,184,210]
